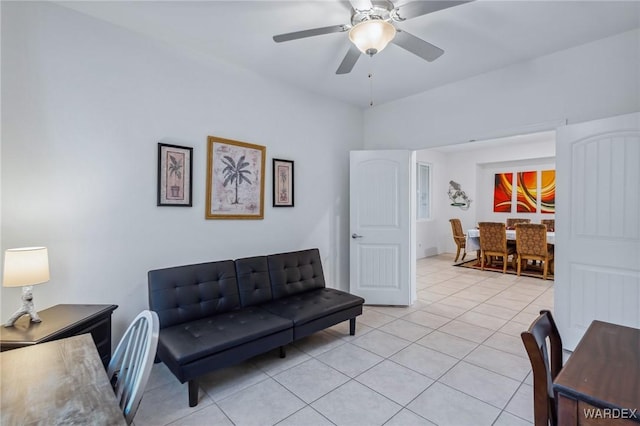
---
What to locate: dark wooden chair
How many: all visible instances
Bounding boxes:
[521,310,563,426]
[449,218,467,262]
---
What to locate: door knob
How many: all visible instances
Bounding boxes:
[351,233,363,239]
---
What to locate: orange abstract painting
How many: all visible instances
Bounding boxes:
[517,171,537,213]
[493,173,513,212]
[540,169,555,214]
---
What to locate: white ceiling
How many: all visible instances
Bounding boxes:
[57,0,640,109]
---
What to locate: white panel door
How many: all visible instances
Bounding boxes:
[349,150,416,306]
[555,112,640,350]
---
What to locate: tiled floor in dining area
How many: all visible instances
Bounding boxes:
[135,254,554,426]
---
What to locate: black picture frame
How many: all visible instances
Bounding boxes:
[157,143,193,207]
[272,158,294,207]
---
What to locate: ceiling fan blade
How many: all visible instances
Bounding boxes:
[273,24,350,43]
[349,0,373,11]
[336,45,361,74]
[392,30,444,62]
[393,1,472,21]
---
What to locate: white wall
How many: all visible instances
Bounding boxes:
[0,2,363,339]
[364,28,640,150]
[416,134,555,255]
[415,149,446,259]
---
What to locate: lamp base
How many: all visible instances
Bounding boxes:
[4,286,42,327]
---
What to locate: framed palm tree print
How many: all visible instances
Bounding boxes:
[206,136,266,219]
[157,143,193,207]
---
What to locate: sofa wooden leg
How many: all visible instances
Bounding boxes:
[350,318,356,335]
[279,346,286,358]
[188,380,199,407]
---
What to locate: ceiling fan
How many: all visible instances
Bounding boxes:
[273,0,472,74]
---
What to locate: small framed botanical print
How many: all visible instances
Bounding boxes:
[273,158,294,207]
[157,143,193,207]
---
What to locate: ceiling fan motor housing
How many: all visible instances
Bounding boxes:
[350,1,394,26]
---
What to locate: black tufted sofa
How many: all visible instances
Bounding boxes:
[147,248,364,407]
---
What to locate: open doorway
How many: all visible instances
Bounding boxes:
[413,130,556,259]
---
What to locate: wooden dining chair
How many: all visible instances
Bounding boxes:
[515,223,554,279]
[478,222,516,273]
[449,218,467,262]
[521,310,563,426]
[506,218,531,229]
[108,310,159,425]
[541,219,555,231]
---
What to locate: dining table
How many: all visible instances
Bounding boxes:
[0,333,127,425]
[553,320,640,425]
[466,228,555,252]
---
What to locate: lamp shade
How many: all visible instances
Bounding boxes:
[348,20,396,56]
[3,247,50,287]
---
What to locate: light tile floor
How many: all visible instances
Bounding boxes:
[135,254,555,426]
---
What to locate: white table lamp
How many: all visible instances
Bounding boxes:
[3,247,50,327]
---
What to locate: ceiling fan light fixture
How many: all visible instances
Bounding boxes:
[348,19,396,56]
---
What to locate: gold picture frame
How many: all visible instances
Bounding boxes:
[205,135,266,220]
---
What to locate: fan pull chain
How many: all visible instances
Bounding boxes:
[368,56,375,107]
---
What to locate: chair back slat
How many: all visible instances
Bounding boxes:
[108,310,159,425]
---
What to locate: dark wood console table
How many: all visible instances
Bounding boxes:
[553,320,640,425]
[0,304,118,367]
